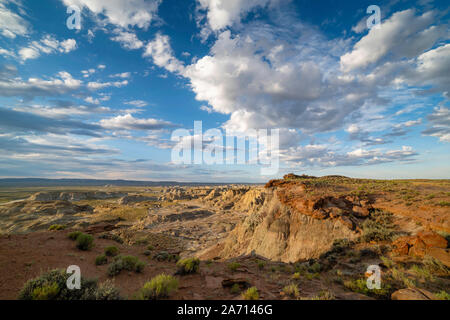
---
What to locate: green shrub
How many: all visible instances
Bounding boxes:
[137,274,179,300]
[122,256,141,271]
[228,262,241,272]
[438,201,450,207]
[48,224,66,231]
[344,278,392,299]
[309,262,321,273]
[316,290,335,300]
[176,258,200,275]
[107,256,145,276]
[410,265,435,281]
[282,284,299,298]
[435,291,450,300]
[143,250,152,256]
[76,233,94,251]
[94,280,122,300]
[361,210,395,242]
[107,259,124,277]
[98,233,124,244]
[391,268,416,288]
[423,255,450,276]
[153,251,177,262]
[18,269,103,300]
[230,283,241,294]
[135,261,145,273]
[30,282,60,300]
[242,287,259,300]
[68,231,82,240]
[302,290,336,300]
[95,254,108,266]
[380,256,395,269]
[105,246,119,257]
[292,272,301,280]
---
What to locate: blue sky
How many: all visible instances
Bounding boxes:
[0,0,449,182]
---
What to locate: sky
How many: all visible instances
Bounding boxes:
[0,0,449,182]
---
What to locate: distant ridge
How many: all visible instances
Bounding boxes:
[0,178,253,188]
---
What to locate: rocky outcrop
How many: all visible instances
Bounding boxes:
[0,200,94,233]
[0,200,93,216]
[393,231,450,267]
[391,288,437,300]
[118,195,156,205]
[215,184,367,263]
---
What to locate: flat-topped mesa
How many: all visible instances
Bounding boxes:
[28,191,127,202]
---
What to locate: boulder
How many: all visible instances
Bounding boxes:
[417,231,448,249]
[352,206,370,218]
[391,288,437,300]
[393,231,449,266]
[427,247,450,268]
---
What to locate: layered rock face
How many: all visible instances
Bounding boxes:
[215,179,375,263]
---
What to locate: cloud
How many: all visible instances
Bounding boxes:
[125,100,148,108]
[197,0,276,31]
[87,80,128,90]
[0,0,29,38]
[18,47,40,61]
[405,44,450,97]
[0,48,15,58]
[111,30,144,50]
[60,39,77,53]
[110,72,131,79]
[0,134,114,156]
[181,29,356,133]
[341,10,445,72]
[0,107,102,136]
[81,68,96,78]
[100,113,178,131]
[422,107,450,142]
[281,144,417,168]
[18,35,77,61]
[143,33,185,73]
[61,0,161,29]
[13,103,111,119]
[0,70,82,99]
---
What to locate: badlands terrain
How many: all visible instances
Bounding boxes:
[0,174,449,300]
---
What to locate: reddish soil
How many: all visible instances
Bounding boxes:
[0,229,329,300]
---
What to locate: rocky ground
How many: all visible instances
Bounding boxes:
[0,175,449,300]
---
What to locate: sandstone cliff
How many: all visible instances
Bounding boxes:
[209,178,377,263]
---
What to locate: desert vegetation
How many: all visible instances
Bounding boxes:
[0,175,448,300]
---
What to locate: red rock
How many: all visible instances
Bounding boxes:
[391,288,437,300]
[338,216,355,230]
[427,247,450,268]
[312,210,329,220]
[417,231,448,249]
[409,238,427,257]
[352,206,370,218]
[392,236,414,255]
